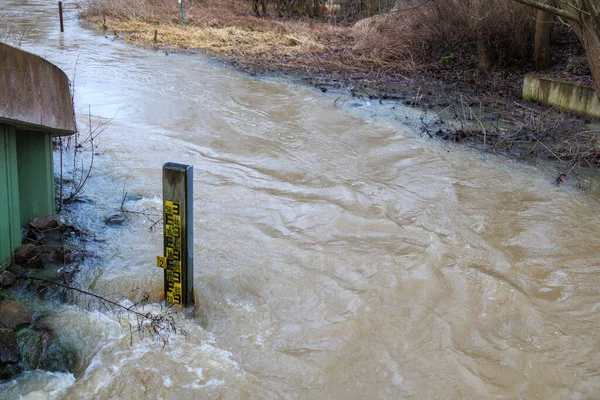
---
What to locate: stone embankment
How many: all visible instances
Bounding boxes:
[0,215,82,380]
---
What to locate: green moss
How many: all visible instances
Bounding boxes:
[15,326,75,373]
[538,76,588,89]
[16,328,44,370]
[441,54,457,64]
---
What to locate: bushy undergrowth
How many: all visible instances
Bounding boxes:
[352,0,536,69]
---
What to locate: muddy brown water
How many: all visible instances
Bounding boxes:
[3,1,600,399]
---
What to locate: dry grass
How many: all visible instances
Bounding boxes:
[101,19,326,57]
[83,0,350,60]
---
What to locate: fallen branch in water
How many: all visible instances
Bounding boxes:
[27,277,187,346]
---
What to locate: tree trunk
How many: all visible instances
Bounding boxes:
[512,0,600,97]
[580,16,600,98]
[297,0,306,16]
[475,0,496,71]
[511,3,531,59]
[307,0,314,18]
[261,0,267,17]
[314,0,322,20]
[534,9,553,70]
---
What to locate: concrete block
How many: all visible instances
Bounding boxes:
[0,43,76,135]
[523,74,600,119]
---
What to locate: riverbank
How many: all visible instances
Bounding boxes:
[81,0,600,177]
[0,215,84,380]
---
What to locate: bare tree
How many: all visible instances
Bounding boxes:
[513,0,600,95]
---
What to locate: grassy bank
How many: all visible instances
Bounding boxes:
[83,0,367,76]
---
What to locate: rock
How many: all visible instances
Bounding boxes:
[29,215,63,232]
[0,300,32,329]
[26,256,45,270]
[16,328,49,370]
[0,271,16,288]
[6,265,27,279]
[43,338,75,373]
[26,228,45,243]
[16,321,74,373]
[52,249,79,265]
[42,228,63,245]
[52,250,66,262]
[0,329,23,380]
[0,329,20,364]
[105,213,128,226]
[32,315,53,331]
[63,251,80,264]
[124,192,143,202]
[14,244,38,264]
[0,363,22,380]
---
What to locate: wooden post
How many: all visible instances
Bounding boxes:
[157,163,193,307]
[58,2,64,33]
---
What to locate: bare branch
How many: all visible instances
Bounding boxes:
[559,0,593,16]
[512,0,579,21]
[581,0,600,16]
[28,277,188,346]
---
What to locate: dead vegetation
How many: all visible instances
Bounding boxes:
[353,0,535,69]
[83,0,347,61]
[420,98,600,174]
[80,0,583,89]
[29,277,187,346]
[81,0,600,172]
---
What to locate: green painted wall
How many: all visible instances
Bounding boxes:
[16,130,55,226]
[0,126,56,267]
[0,124,22,268]
[0,45,76,267]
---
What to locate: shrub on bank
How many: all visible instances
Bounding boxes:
[352,0,536,69]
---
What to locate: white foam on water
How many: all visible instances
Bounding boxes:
[0,371,75,400]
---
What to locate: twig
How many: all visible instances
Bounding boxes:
[27,277,188,346]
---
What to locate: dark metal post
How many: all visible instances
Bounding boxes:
[59,2,64,33]
[178,0,185,26]
[157,163,193,307]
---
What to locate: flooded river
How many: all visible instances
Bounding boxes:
[3,1,600,398]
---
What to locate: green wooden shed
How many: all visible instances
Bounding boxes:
[0,43,76,267]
